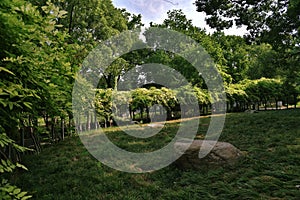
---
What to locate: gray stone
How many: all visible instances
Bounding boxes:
[244,109,258,113]
[174,140,243,169]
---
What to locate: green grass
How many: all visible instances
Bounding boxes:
[12,110,300,199]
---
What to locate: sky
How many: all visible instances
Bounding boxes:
[112,0,247,36]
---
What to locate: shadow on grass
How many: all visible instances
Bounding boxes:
[13,109,300,199]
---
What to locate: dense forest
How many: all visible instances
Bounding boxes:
[0,0,299,198]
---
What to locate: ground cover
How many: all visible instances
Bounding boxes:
[13,109,300,199]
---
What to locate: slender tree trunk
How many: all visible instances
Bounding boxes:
[21,127,25,147]
[28,116,41,153]
[86,112,91,131]
[167,109,172,120]
[44,113,49,131]
[51,117,56,141]
[29,126,40,153]
[140,107,143,121]
[68,4,74,35]
[61,117,65,141]
[146,107,150,122]
[129,106,132,120]
[94,113,98,130]
[264,100,267,110]
[114,76,118,91]
[104,118,107,128]
[77,116,82,132]
[68,113,72,135]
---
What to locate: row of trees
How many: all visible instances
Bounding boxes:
[0,0,141,198]
[73,76,298,132]
[81,77,295,131]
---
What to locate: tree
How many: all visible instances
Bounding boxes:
[0,0,73,197]
[120,9,144,29]
[30,0,128,43]
[30,0,135,91]
[246,43,281,80]
[0,0,75,151]
[147,10,231,87]
[195,0,300,99]
[212,32,250,82]
[195,0,300,49]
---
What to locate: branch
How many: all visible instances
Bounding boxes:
[163,0,179,6]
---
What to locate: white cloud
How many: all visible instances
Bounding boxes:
[113,0,174,21]
[112,0,247,36]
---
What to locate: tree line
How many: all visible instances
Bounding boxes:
[84,77,293,131]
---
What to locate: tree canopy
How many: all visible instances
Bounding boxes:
[195,0,300,49]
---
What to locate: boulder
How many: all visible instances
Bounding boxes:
[174,140,243,169]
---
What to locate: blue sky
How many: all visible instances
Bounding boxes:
[112,0,247,36]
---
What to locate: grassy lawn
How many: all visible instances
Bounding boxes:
[13,109,300,199]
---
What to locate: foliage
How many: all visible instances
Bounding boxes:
[0,132,32,200]
[150,10,229,86]
[94,88,113,124]
[30,0,128,43]
[195,0,300,94]
[92,75,293,121]
[0,0,76,197]
[195,0,300,48]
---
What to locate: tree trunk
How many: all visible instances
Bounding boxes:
[44,113,50,131]
[129,106,132,120]
[21,127,25,147]
[30,126,41,153]
[140,107,143,121]
[146,107,150,122]
[114,76,118,91]
[51,117,56,141]
[86,111,91,131]
[68,4,74,35]
[61,117,65,141]
[104,118,107,128]
[77,116,82,132]
[94,113,98,130]
[68,113,72,135]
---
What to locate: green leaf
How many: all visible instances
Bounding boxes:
[16,163,28,171]
[16,191,28,198]
[21,195,33,200]
[6,185,15,193]
[0,67,15,75]
[13,188,21,195]
[23,102,32,109]
[8,102,13,110]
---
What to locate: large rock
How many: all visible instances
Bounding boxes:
[174,140,243,169]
